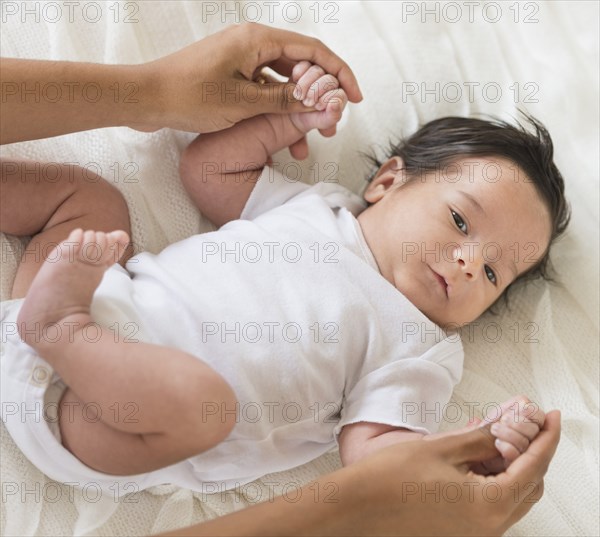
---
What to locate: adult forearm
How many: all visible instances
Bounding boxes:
[157,463,373,537]
[153,412,562,537]
[1,24,365,144]
[0,58,159,144]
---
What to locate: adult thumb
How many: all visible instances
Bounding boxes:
[240,80,317,116]
[437,423,500,468]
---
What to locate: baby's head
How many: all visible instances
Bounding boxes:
[357,113,570,329]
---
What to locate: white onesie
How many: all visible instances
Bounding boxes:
[1,166,463,497]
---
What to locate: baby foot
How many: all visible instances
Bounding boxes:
[17,228,130,354]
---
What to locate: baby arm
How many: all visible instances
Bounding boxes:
[338,422,426,466]
[179,61,347,227]
[339,396,545,472]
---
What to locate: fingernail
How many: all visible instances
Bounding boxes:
[293,86,302,100]
[491,423,500,434]
[495,438,504,450]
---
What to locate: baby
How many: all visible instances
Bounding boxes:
[0,61,568,495]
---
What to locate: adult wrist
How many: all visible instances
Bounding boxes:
[118,61,166,131]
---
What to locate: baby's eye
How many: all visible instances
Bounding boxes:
[485,265,497,285]
[451,210,468,233]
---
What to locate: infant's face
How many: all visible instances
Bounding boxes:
[357,156,552,329]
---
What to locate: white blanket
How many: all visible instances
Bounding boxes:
[1,1,598,535]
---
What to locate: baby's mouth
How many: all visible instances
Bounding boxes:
[429,266,448,298]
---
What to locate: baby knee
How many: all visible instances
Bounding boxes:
[179,372,239,455]
[68,166,131,234]
[202,373,238,440]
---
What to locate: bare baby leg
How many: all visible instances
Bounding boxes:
[16,229,237,475]
[1,160,238,475]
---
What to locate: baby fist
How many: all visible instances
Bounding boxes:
[290,61,348,136]
[489,396,546,467]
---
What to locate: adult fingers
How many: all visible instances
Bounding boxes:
[237,80,317,115]
[264,57,297,79]
[236,23,363,103]
[501,479,545,532]
[436,423,500,468]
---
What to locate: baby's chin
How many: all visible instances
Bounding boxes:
[423,306,478,331]
[429,313,481,335]
[421,312,466,333]
[405,297,475,333]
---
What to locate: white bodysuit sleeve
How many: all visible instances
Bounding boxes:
[240,165,367,221]
[333,337,464,442]
[240,166,312,220]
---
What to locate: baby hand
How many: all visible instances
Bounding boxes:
[289,61,348,136]
[487,396,546,468]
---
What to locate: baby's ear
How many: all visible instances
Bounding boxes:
[363,157,405,203]
[376,156,404,177]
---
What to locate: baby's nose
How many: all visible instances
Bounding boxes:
[454,247,483,281]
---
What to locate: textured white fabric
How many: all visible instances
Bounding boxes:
[0,1,598,536]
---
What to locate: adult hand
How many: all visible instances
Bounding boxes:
[139,22,362,134]
[1,23,362,145]
[352,410,561,536]
[157,411,561,536]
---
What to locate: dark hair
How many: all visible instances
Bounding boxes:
[363,111,571,309]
